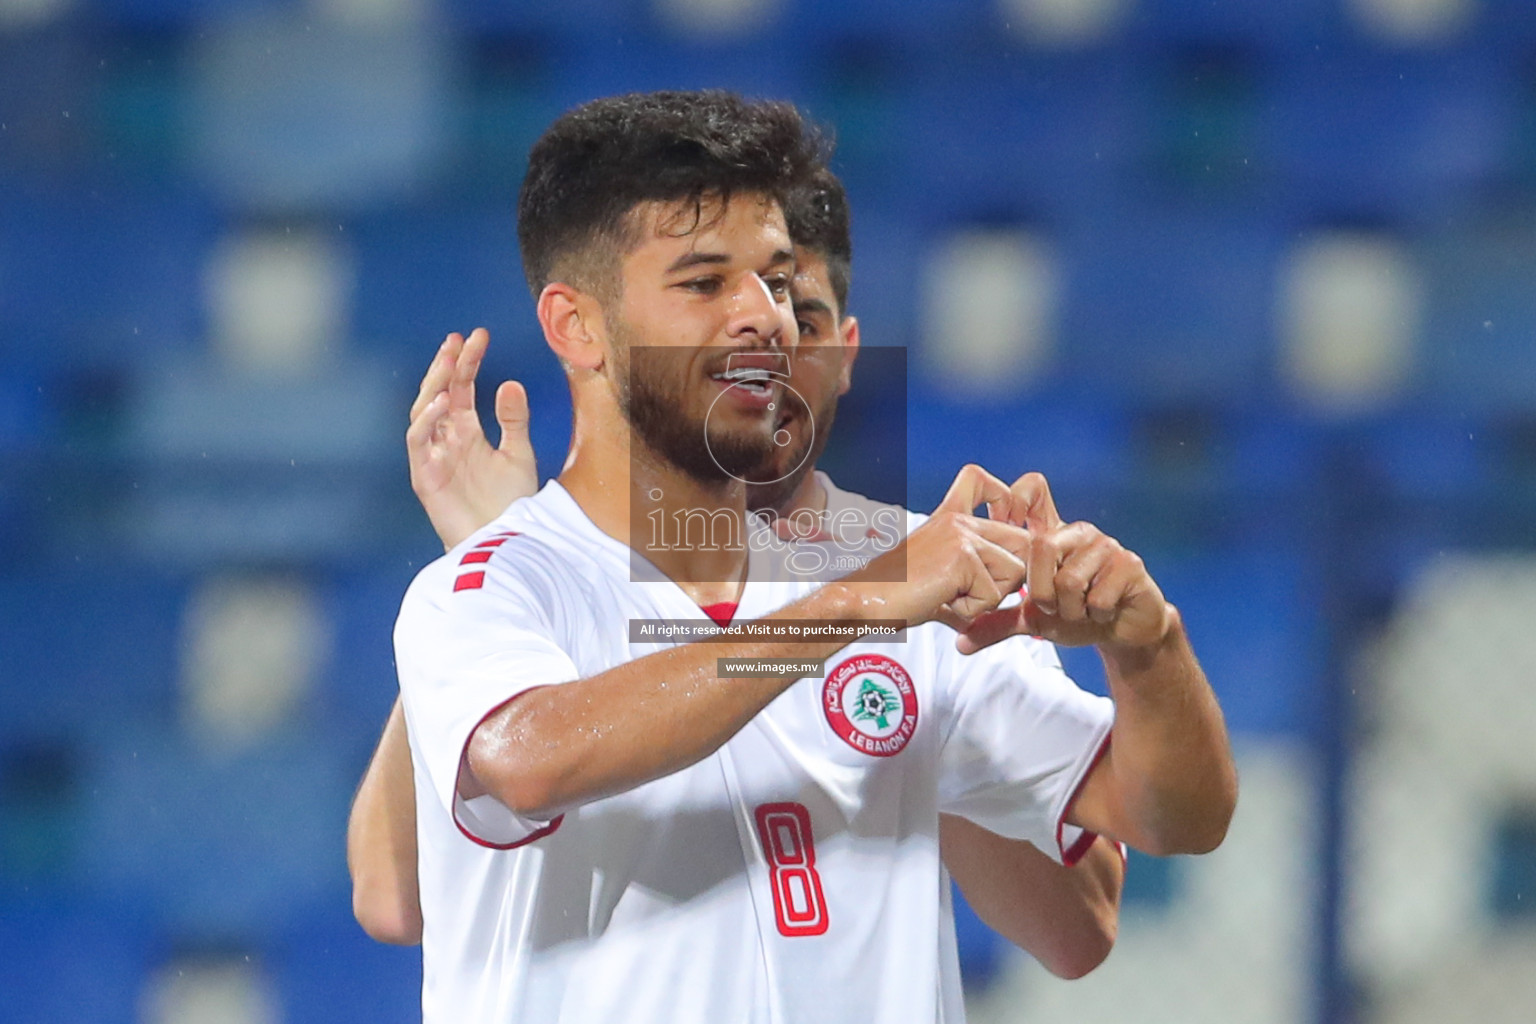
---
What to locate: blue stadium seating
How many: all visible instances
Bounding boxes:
[0,571,185,748]
[349,205,540,364]
[904,388,1136,510]
[950,883,1002,990]
[316,567,422,750]
[1060,547,1324,738]
[90,0,296,27]
[0,194,216,371]
[270,904,423,1024]
[445,0,639,40]
[1057,201,1284,405]
[836,209,924,353]
[0,370,55,453]
[781,0,996,49]
[886,52,1146,223]
[542,34,815,112]
[1259,53,1516,224]
[0,899,156,1024]
[1478,0,1536,49]
[1418,218,1536,415]
[77,724,356,940]
[1129,0,1343,51]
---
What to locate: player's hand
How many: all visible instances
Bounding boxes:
[955,472,1173,655]
[407,328,539,550]
[848,464,1034,629]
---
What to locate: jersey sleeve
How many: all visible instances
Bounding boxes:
[934,634,1114,865]
[394,536,581,848]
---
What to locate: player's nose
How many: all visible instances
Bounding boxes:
[724,272,787,348]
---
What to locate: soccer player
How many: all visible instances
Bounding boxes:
[389,91,1235,1023]
[350,171,1127,980]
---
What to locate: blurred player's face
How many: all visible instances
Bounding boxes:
[745,249,857,514]
[605,194,798,485]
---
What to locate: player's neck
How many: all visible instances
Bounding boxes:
[558,417,751,606]
[772,471,828,519]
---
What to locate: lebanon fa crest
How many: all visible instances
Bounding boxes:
[823,653,918,757]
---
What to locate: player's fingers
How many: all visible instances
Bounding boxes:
[947,543,1009,622]
[1087,551,1162,634]
[406,390,449,458]
[971,532,1029,596]
[1027,520,1097,616]
[1053,535,1115,623]
[954,605,1026,655]
[936,464,1015,520]
[932,604,973,634]
[411,333,461,421]
[1083,544,1137,624]
[495,380,532,455]
[1009,471,1062,533]
[967,515,1033,564]
[1026,528,1064,616]
[449,327,489,413]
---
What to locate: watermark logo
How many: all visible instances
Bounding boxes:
[625,344,908,584]
[703,351,815,487]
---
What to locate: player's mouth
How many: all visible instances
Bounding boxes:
[710,365,776,394]
[707,352,787,412]
[708,368,779,413]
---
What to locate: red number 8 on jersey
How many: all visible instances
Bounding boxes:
[753,802,829,937]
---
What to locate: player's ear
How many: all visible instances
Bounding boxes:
[836,316,861,395]
[538,282,606,372]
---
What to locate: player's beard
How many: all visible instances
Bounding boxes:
[746,388,838,516]
[610,320,775,487]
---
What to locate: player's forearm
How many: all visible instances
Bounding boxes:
[347,700,424,945]
[940,815,1121,979]
[466,581,884,820]
[1095,608,1237,856]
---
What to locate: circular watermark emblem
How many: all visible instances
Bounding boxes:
[703,376,815,486]
[822,653,918,757]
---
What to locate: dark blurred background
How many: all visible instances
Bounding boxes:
[2,1,1536,1022]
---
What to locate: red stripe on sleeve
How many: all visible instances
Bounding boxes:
[1057,732,1114,866]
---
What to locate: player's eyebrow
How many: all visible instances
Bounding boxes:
[792,296,834,319]
[666,251,730,273]
[666,248,796,274]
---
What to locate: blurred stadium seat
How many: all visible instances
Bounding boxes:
[1260,53,1515,224]
[0,194,217,371]
[349,205,539,361]
[888,52,1145,222]
[0,570,185,747]
[1128,0,1343,50]
[1419,213,1536,415]
[77,723,356,941]
[1058,201,1284,405]
[0,899,157,1024]
[269,904,422,1024]
[1057,547,1324,738]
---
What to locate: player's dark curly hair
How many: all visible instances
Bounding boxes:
[783,166,852,315]
[517,90,829,302]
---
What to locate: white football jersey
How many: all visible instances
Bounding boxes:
[395,480,1114,1024]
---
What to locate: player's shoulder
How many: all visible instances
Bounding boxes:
[401,484,606,615]
[817,471,927,537]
